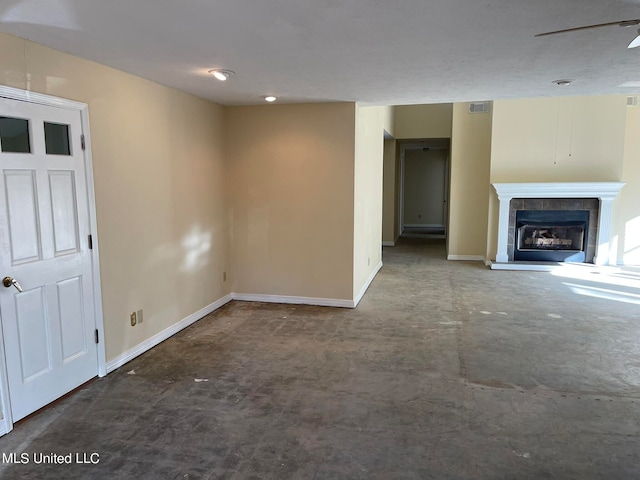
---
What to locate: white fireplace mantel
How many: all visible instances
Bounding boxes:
[492,182,625,267]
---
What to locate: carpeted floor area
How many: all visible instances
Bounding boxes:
[1,237,640,479]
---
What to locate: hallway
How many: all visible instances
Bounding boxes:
[1,238,640,479]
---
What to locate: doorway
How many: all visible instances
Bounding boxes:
[398,139,450,239]
[0,87,105,434]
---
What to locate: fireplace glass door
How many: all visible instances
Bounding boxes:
[514,209,589,262]
[517,224,585,252]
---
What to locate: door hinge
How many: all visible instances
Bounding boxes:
[88,234,93,250]
[81,134,86,151]
[95,329,99,344]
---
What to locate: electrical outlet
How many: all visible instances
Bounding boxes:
[130,311,137,327]
[223,271,227,282]
[136,309,143,324]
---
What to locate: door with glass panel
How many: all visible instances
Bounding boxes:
[0,96,98,421]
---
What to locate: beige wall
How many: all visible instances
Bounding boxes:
[353,106,386,298]
[382,139,397,243]
[225,103,356,300]
[0,33,230,361]
[617,101,640,265]
[394,104,453,139]
[490,96,627,183]
[381,107,395,138]
[449,103,492,259]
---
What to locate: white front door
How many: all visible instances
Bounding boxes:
[0,96,98,421]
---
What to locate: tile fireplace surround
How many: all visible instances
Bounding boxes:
[491,182,625,271]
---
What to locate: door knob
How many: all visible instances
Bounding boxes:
[2,277,23,292]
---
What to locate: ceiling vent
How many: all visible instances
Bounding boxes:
[627,95,639,107]
[469,102,490,114]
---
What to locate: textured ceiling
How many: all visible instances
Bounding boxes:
[2,0,640,105]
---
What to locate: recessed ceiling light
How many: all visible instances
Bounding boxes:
[208,69,234,81]
[264,96,277,102]
[552,79,572,86]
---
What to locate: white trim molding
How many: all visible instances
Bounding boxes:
[0,85,87,110]
[448,255,485,262]
[105,285,379,375]
[233,265,385,310]
[106,294,233,373]
[0,327,13,437]
[492,182,625,268]
[403,224,445,229]
[232,292,355,309]
[353,261,383,307]
[492,182,625,200]
[104,277,388,374]
[0,419,11,437]
[382,241,395,247]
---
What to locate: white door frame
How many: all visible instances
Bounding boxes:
[398,140,451,236]
[0,85,106,436]
[398,147,405,237]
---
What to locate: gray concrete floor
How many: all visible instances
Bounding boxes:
[1,237,640,479]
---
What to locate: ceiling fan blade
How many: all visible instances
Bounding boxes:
[629,33,640,48]
[535,19,640,37]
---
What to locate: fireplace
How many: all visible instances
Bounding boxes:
[514,209,589,262]
[491,182,625,270]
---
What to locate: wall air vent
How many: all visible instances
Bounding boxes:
[468,101,490,114]
[627,96,639,107]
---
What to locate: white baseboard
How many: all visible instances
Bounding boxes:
[106,293,233,373]
[382,241,395,247]
[353,261,383,307]
[447,255,485,262]
[0,418,11,437]
[404,224,444,228]
[105,279,386,375]
[232,292,354,308]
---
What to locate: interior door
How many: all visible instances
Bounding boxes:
[0,96,97,421]
[402,148,447,230]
